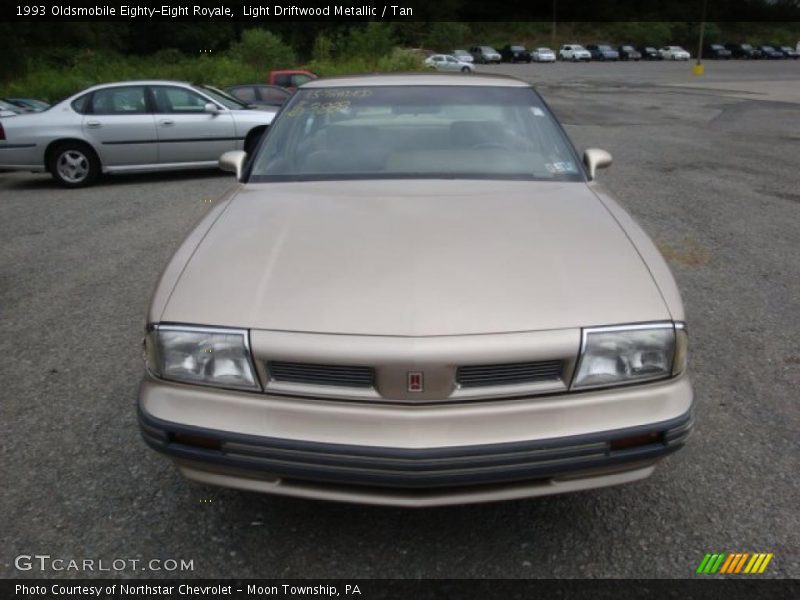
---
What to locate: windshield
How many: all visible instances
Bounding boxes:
[0,100,22,112]
[194,85,249,109]
[249,85,583,183]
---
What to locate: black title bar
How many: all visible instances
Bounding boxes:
[3,0,800,22]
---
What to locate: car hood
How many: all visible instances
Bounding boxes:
[161,180,670,336]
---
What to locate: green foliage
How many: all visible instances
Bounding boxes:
[306,52,423,78]
[342,23,395,60]
[376,48,426,72]
[0,50,263,103]
[150,48,186,66]
[312,33,334,63]
[610,22,674,46]
[228,28,296,71]
[0,28,421,102]
[389,23,430,48]
[423,22,472,51]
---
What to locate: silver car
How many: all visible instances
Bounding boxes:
[139,74,693,507]
[424,54,475,73]
[531,47,557,62]
[450,49,475,63]
[0,80,276,187]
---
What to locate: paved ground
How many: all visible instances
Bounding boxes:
[1,61,798,579]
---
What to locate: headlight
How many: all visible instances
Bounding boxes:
[145,325,260,390]
[572,322,685,390]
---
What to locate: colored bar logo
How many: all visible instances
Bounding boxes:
[696,552,773,574]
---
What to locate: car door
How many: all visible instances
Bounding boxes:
[444,56,462,71]
[256,86,291,107]
[82,85,157,167]
[150,85,237,164]
[228,86,258,105]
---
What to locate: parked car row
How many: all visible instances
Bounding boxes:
[703,43,798,59]
[461,42,800,63]
[559,44,691,61]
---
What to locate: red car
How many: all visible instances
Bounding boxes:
[267,69,317,91]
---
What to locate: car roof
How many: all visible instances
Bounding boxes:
[82,80,194,91]
[302,73,530,88]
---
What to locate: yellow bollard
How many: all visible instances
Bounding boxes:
[692,63,705,76]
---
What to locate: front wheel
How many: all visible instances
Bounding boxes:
[48,142,100,188]
[461,66,471,73]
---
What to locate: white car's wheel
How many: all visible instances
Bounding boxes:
[49,142,100,188]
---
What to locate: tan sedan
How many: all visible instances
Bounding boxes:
[139,74,693,507]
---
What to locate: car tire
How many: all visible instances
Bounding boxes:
[48,142,100,188]
[461,66,471,73]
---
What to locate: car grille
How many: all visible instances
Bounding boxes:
[267,361,375,388]
[456,360,563,388]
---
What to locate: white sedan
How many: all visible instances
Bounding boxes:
[424,54,474,73]
[559,44,592,61]
[660,46,691,60]
[0,80,276,187]
[531,47,557,62]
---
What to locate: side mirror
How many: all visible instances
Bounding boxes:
[204,102,219,115]
[583,148,613,179]
[219,150,247,181]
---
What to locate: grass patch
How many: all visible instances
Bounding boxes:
[0,47,424,103]
[657,238,712,267]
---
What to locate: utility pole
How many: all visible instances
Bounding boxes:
[693,0,708,75]
[551,0,557,50]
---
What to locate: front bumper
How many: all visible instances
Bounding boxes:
[138,374,693,506]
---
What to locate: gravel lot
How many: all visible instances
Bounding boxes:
[2,61,798,579]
